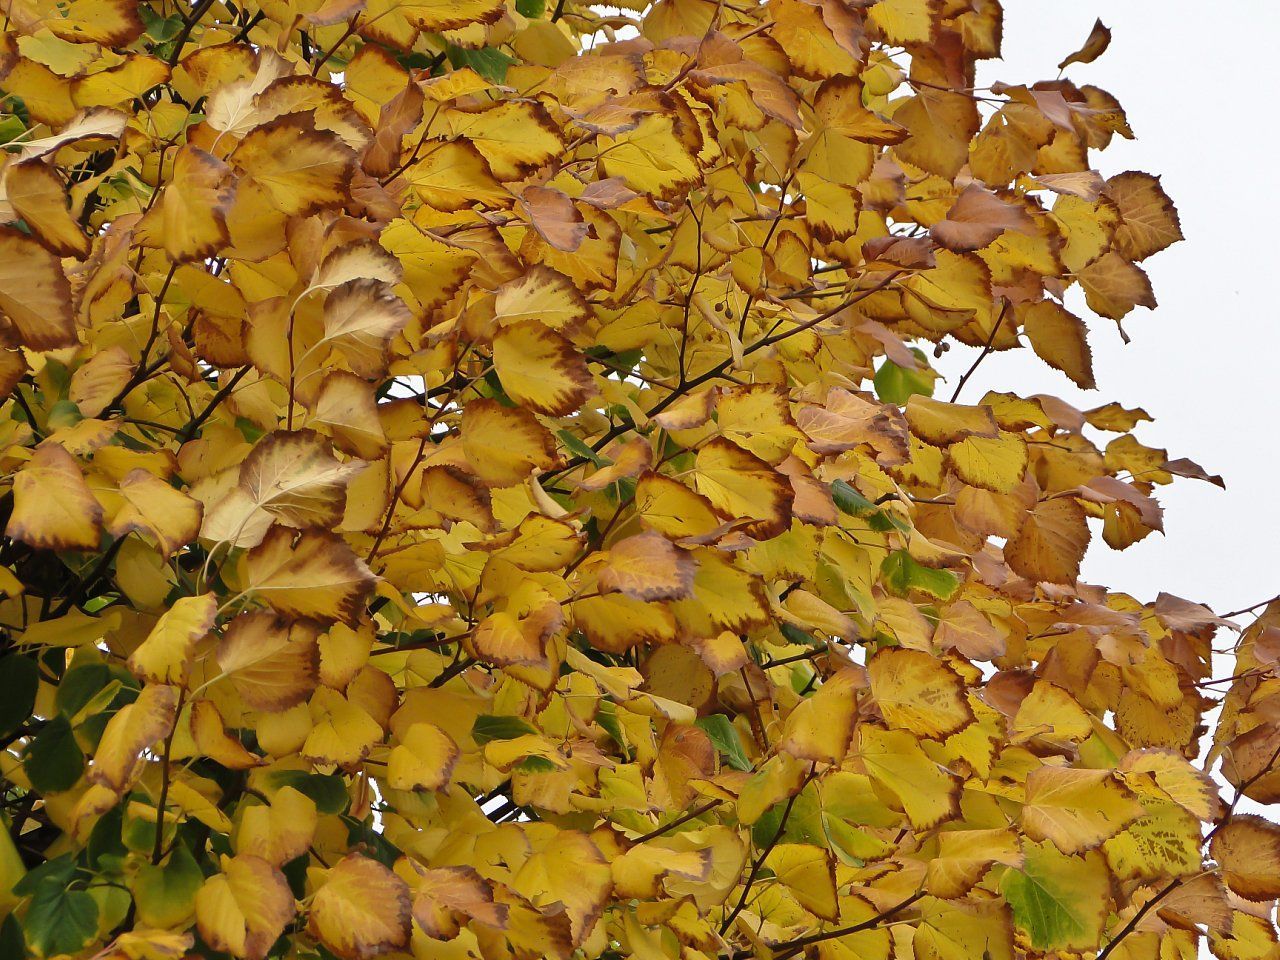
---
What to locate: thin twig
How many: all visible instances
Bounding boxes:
[949,299,1009,403]
[633,799,723,844]
[1095,877,1183,960]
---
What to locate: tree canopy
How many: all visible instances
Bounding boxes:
[1,0,1277,958]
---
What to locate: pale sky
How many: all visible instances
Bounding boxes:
[948,3,1280,619]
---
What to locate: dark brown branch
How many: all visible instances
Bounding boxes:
[949,298,1010,403]
[632,799,723,845]
[1096,877,1183,960]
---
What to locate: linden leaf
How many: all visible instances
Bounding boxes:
[88,683,180,792]
[597,531,695,602]
[127,594,217,685]
[109,468,203,557]
[1022,300,1096,390]
[387,722,460,791]
[867,648,973,740]
[308,854,411,960]
[1106,171,1184,261]
[905,395,998,446]
[229,115,355,216]
[858,725,962,830]
[492,319,595,416]
[778,668,859,764]
[195,855,294,960]
[461,399,559,487]
[1002,841,1110,952]
[321,279,412,379]
[244,527,376,624]
[1005,497,1090,585]
[232,785,317,865]
[1078,251,1156,320]
[1020,766,1144,854]
[765,844,838,921]
[1209,816,1280,902]
[931,184,1035,252]
[204,429,361,545]
[519,185,588,252]
[411,864,509,939]
[3,159,90,257]
[0,227,77,349]
[7,444,103,550]
[693,438,793,540]
[217,612,322,712]
[136,145,236,262]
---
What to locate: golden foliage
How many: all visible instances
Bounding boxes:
[0,3,1267,960]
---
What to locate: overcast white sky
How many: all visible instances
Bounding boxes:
[948,3,1280,618]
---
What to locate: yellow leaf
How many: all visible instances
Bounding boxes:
[217,612,321,712]
[461,399,559,487]
[7,443,102,550]
[947,432,1027,493]
[1005,497,1089,585]
[905,395,998,446]
[492,319,595,417]
[195,855,294,960]
[244,527,376,624]
[1209,816,1280,902]
[109,468,203,557]
[2,159,89,257]
[693,438,793,540]
[1020,766,1144,854]
[387,722,459,791]
[128,594,217,685]
[858,725,961,830]
[302,686,383,769]
[0,226,76,349]
[1022,300,1095,390]
[1106,171,1183,262]
[308,854,411,960]
[598,531,695,602]
[89,683,180,793]
[136,146,235,263]
[778,668,858,764]
[233,785,317,866]
[765,844,838,920]
[868,648,973,740]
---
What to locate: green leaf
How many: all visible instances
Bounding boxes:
[831,480,907,533]
[779,623,817,647]
[831,479,877,517]
[873,353,936,404]
[517,755,558,773]
[22,883,98,958]
[1001,841,1108,951]
[879,550,960,601]
[558,429,605,466]
[446,44,514,83]
[13,855,75,898]
[263,771,349,815]
[0,655,37,739]
[55,662,124,719]
[694,715,752,772]
[472,715,539,744]
[0,915,26,960]
[596,700,627,754]
[515,0,545,16]
[132,843,203,928]
[23,715,84,794]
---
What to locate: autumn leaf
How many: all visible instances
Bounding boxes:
[243,527,375,623]
[0,3,1244,959]
[308,854,411,960]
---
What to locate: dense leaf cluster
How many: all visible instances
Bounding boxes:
[1,0,1278,959]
